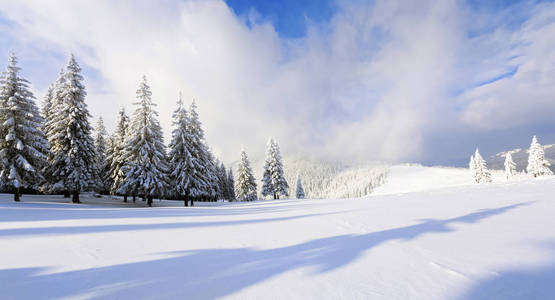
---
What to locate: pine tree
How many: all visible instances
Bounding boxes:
[205,149,220,201]
[94,117,110,194]
[526,135,553,177]
[469,155,477,183]
[0,53,49,201]
[504,152,516,179]
[108,108,130,201]
[41,84,54,131]
[43,68,65,194]
[217,162,228,200]
[168,94,194,206]
[184,100,214,204]
[118,76,168,206]
[235,148,257,201]
[473,149,492,183]
[295,174,305,199]
[45,55,96,203]
[227,167,236,201]
[261,137,289,199]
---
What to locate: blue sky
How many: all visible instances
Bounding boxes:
[0,0,554,166]
[226,0,335,38]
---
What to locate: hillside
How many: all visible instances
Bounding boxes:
[487,144,555,172]
[240,155,389,199]
[1,177,554,299]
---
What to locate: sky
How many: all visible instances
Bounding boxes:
[0,0,554,166]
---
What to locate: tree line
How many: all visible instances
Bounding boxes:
[0,53,306,205]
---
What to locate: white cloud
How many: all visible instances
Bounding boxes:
[0,0,554,164]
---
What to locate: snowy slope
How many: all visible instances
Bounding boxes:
[1,178,555,299]
[372,164,506,195]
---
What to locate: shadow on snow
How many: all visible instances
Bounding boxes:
[0,203,535,299]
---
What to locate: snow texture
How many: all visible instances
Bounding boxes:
[1,166,554,299]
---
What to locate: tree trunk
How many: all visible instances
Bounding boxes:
[72,191,80,203]
[273,192,277,200]
[63,190,70,198]
[132,195,136,203]
[147,195,153,207]
[191,199,194,207]
[277,194,279,199]
[184,197,188,207]
[14,188,20,202]
[123,195,127,203]
[142,195,146,202]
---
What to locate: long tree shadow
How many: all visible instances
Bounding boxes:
[0,211,351,237]
[0,203,529,299]
[0,200,321,222]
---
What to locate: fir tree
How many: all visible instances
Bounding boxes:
[41,84,54,131]
[168,94,194,206]
[227,167,236,201]
[184,100,214,204]
[504,152,516,180]
[469,155,477,183]
[205,149,220,201]
[261,137,289,199]
[217,162,228,200]
[526,135,553,177]
[108,108,130,201]
[43,68,65,194]
[473,149,492,183]
[295,174,305,199]
[45,55,96,203]
[118,76,168,206]
[235,148,257,201]
[0,53,49,201]
[94,117,110,194]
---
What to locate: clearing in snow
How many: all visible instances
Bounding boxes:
[1,170,554,299]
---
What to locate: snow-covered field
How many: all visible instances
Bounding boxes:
[1,168,555,299]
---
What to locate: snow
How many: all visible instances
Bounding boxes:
[1,169,555,299]
[372,164,507,195]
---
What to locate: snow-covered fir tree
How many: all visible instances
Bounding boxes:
[94,117,110,194]
[41,84,54,130]
[207,150,221,200]
[45,55,96,203]
[526,135,553,177]
[473,149,492,183]
[504,152,516,179]
[469,155,477,183]
[227,167,236,201]
[42,68,65,193]
[295,174,305,199]
[0,53,49,201]
[236,148,257,201]
[118,76,168,206]
[108,108,130,201]
[217,162,228,200]
[261,137,289,199]
[185,100,216,204]
[168,94,195,206]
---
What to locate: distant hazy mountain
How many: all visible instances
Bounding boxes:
[487,144,555,172]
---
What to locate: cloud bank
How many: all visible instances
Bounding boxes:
[0,0,554,165]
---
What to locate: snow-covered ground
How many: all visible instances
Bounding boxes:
[1,169,555,299]
[372,164,508,195]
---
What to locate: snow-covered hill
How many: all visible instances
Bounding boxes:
[372,164,506,195]
[488,144,555,172]
[1,177,555,299]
